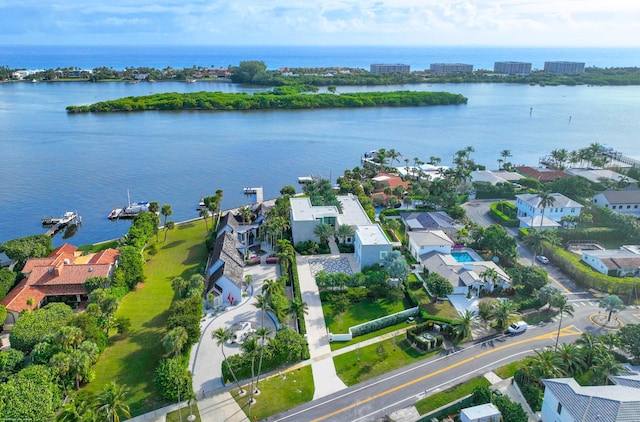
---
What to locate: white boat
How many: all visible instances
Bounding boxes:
[108,190,152,219]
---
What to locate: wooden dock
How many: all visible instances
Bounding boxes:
[42,211,81,236]
[600,149,640,167]
[243,187,263,203]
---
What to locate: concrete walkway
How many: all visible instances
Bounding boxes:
[296,254,348,399]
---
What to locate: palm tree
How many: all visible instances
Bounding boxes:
[162,326,188,357]
[289,299,309,332]
[56,393,97,421]
[253,326,272,394]
[576,332,605,367]
[530,349,564,381]
[387,148,401,165]
[161,204,172,227]
[335,224,355,244]
[551,293,574,350]
[451,309,478,340]
[199,207,209,232]
[523,228,559,266]
[556,343,586,377]
[95,382,131,422]
[163,221,175,242]
[593,353,624,385]
[212,328,244,394]
[599,333,621,352]
[490,299,519,330]
[499,149,511,169]
[536,190,555,229]
[313,222,334,245]
[252,294,273,395]
[479,267,500,294]
[239,205,252,225]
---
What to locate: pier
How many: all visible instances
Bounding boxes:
[600,149,640,167]
[243,187,263,203]
[42,211,81,236]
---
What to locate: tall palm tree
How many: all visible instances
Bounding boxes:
[451,309,478,340]
[479,267,500,294]
[253,326,272,394]
[313,222,334,245]
[212,328,244,394]
[530,349,564,381]
[163,221,175,242]
[490,299,519,330]
[536,190,555,229]
[162,326,188,357]
[599,333,621,352]
[239,205,252,225]
[556,343,586,377]
[289,299,309,332]
[387,148,401,165]
[95,382,131,422]
[161,204,172,227]
[593,353,624,385]
[335,224,355,244]
[199,207,209,232]
[252,295,273,395]
[551,293,574,350]
[576,333,604,367]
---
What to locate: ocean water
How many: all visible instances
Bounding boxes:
[1,46,639,247]
[2,45,640,71]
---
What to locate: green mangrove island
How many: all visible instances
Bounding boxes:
[66,88,468,113]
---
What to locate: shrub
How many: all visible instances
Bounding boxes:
[9,303,74,353]
[154,356,192,401]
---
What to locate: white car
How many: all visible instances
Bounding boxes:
[507,321,528,335]
[536,255,549,264]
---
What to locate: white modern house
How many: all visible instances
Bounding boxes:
[515,193,583,229]
[460,403,501,422]
[290,194,392,270]
[407,230,454,260]
[541,366,640,422]
[593,187,640,218]
[581,246,640,277]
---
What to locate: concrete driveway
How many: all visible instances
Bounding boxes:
[189,258,279,396]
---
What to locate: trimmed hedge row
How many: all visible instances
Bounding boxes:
[542,242,638,297]
[490,202,519,227]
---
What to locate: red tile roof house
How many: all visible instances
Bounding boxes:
[371,173,410,206]
[1,244,119,327]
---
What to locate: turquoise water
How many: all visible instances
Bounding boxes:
[451,252,476,263]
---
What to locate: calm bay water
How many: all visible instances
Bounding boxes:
[1,46,639,247]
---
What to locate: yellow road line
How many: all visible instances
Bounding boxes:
[311,326,580,422]
[548,274,571,294]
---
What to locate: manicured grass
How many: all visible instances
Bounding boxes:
[494,360,525,379]
[78,240,119,253]
[409,283,430,304]
[414,376,491,415]
[324,297,411,334]
[330,323,409,351]
[232,366,314,420]
[82,220,209,416]
[423,300,460,320]
[166,405,201,422]
[334,337,438,386]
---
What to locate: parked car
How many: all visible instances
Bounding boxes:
[507,321,528,335]
[536,255,549,264]
[406,316,415,323]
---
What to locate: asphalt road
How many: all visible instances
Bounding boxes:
[265,304,638,422]
[261,200,640,422]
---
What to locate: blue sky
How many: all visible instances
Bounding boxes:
[1,0,638,46]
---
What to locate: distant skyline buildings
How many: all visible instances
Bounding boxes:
[370,64,410,74]
[543,61,586,74]
[494,61,532,75]
[429,63,474,74]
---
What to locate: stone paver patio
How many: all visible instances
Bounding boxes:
[308,257,354,276]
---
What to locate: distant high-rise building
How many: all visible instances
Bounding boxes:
[370,64,410,74]
[494,61,532,76]
[543,61,585,74]
[429,63,473,74]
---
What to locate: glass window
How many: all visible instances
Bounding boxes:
[557,402,563,414]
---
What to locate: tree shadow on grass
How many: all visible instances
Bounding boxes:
[162,240,186,250]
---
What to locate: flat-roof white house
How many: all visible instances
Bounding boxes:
[593,187,640,218]
[541,367,640,422]
[408,230,454,260]
[581,247,640,277]
[515,193,583,229]
[290,195,392,270]
[460,403,501,422]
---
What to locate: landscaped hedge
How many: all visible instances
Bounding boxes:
[542,242,639,297]
[557,227,624,243]
[490,202,519,227]
[350,308,419,337]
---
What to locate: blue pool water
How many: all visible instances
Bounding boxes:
[451,252,476,263]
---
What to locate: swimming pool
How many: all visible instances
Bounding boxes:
[451,252,477,263]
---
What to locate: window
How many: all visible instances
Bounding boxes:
[557,402,563,414]
[612,205,617,209]
[627,205,631,209]
[635,205,638,209]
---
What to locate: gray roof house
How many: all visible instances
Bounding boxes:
[593,187,640,217]
[204,229,244,307]
[581,247,640,277]
[515,192,583,229]
[400,211,464,238]
[407,230,454,260]
[541,376,640,422]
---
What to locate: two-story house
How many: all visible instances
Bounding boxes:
[515,193,583,229]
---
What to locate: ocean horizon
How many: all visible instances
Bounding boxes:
[2,45,640,71]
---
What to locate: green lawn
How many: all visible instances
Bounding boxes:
[329,323,409,351]
[494,360,525,379]
[82,220,209,416]
[232,366,314,420]
[414,376,491,415]
[166,404,201,422]
[324,297,411,334]
[334,337,438,386]
[423,300,460,320]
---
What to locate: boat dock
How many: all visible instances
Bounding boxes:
[42,211,81,236]
[600,149,640,167]
[243,187,263,203]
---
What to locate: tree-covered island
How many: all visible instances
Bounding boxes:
[65,87,468,113]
